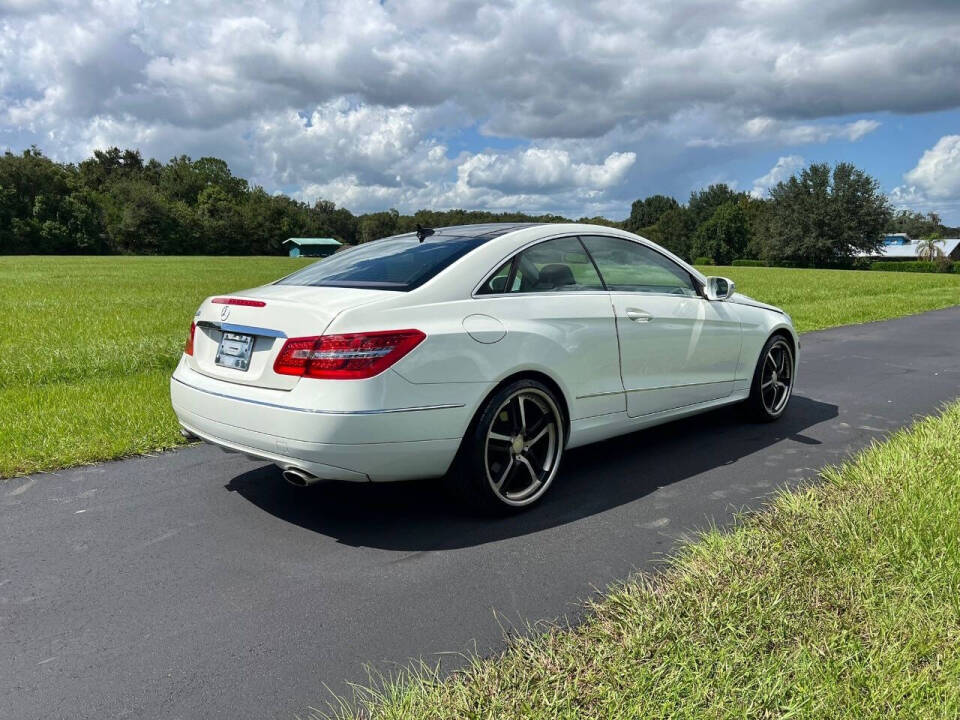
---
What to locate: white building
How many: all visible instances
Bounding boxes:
[858,234,960,260]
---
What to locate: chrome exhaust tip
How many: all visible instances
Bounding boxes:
[282,468,318,487]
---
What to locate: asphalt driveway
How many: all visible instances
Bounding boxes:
[3,307,959,720]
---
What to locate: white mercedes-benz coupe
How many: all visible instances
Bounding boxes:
[171,223,797,512]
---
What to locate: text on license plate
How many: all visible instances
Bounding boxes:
[215,332,253,371]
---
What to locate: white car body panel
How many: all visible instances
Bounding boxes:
[608,292,742,416]
[170,223,798,483]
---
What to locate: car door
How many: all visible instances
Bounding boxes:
[475,236,626,421]
[580,235,742,417]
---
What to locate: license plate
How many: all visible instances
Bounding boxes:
[215,332,254,371]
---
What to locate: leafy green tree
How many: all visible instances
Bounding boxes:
[625,194,679,232]
[764,162,892,265]
[197,185,245,253]
[576,215,623,229]
[62,187,108,253]
[241,187,286,255]
[160,155,246,204]
[111,181,181,254]
[739,195,771,260]
[641,207,695,260]
[691,202,749,265]
[77,148,146,191]
[0,147,105,254]
[887,210,944,240]
[360,209,400,243]
[688,184,747,226]
[313,198,360,244]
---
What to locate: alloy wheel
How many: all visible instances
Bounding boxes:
[760,339,794,416]
[484,388,563,506]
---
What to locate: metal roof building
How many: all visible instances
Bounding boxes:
[858,236,960,260]
[282,237,342,258]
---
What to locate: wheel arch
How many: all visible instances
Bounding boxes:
[768,325,798,370]
[467,369,572,445]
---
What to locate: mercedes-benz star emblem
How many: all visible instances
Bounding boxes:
[220,306,231,321]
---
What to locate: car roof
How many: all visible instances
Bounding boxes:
[407,222,544,239]
[403,222,708,297]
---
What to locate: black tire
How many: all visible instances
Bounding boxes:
[448,378,565,514]
[745,334,795,422]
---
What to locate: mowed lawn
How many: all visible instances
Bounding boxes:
[1,256,310,479]
[2,256,959,479]
[697,265,960,332]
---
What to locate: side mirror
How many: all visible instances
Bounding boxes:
[704,276,736,301]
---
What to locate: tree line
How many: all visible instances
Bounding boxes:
[625,168,951,267]
[0,146,953,265]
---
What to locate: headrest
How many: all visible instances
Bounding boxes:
[538,264,576,288]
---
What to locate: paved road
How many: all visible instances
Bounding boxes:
[4,308,960,720]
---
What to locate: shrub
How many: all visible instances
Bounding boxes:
[694,256,715,265]
[732,259,766,266]
[871,260,955,273]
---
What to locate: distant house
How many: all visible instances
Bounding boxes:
[882,232,911,247]
[283,237,341,258]
[857,234,960,260]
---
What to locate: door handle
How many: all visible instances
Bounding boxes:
[626,308,653,323]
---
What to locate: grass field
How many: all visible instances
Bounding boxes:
[696,265,960,332]
[1,256,310,479]
[328,400,960,719]
[2,256,959,479]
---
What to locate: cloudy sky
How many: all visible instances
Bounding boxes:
[2,0,960,221]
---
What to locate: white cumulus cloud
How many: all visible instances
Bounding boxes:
[903,135,960,200]
[1,0,959,216]
[889,135,960,218]
[457,149,637,194]
[750,155,806,198]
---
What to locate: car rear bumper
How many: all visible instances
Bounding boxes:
[170,368,468,482]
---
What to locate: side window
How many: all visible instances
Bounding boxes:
[478,237,604,294]
[581,236,698,296]
[478,259,515,294]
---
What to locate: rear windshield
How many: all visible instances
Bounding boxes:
[276,233,489,291]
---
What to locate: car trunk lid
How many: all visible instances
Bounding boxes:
[187,285,389,390]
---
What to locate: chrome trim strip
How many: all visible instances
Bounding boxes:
[171,376,464,415]
[196,321,287,338]
[575,389,625,400]
[626,379,733,392]
[577,380,732,400]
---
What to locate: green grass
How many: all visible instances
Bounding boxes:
[0,256,311,478]
[699,265,960,332]
[1,257,959,479]
[324,401,960,719]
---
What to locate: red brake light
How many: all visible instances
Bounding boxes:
[273,329,426,380]
[211,297,266,307]
[185,322,196,356]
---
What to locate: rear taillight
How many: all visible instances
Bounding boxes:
[273,329,426,380]
[185,322,196,356]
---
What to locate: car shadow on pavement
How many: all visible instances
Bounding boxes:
[224,394,838,551]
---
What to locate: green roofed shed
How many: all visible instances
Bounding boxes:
[283,237,342,258]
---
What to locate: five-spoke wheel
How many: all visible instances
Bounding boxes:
[484,388,561,505]
[450,379,564,513]
[748,334,795,421]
